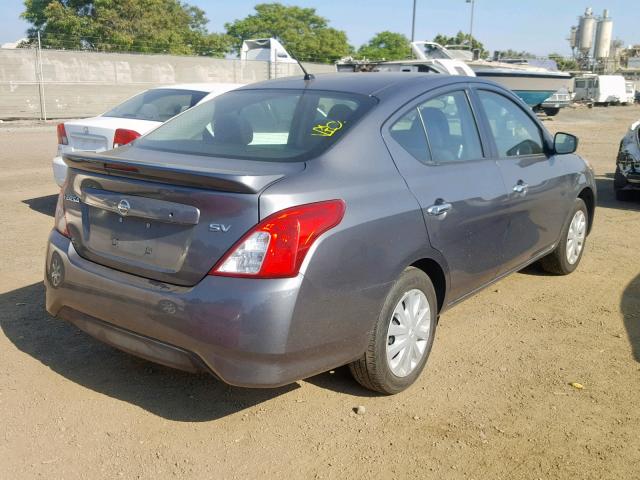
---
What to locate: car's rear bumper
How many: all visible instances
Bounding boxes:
[52,156,67,188]
[619,174,640,188]
[541,100,571,109]
[45,230,363,387]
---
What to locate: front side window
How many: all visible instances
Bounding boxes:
[478,90,544,157]
[419,91,484,163]
[104,89,207,122]
[137,89,376,161]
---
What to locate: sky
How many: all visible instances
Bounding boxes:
[0,0,637,56]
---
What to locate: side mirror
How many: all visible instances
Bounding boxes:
[554,132,578,154]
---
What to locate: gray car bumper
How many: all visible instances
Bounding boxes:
[45,230,359,387]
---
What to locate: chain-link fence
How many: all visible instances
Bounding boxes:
[0,47,335,119]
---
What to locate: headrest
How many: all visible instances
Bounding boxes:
[420,107,450,147]
[327,104,354,122]
[139,103,159,121]
[213,113,254,145]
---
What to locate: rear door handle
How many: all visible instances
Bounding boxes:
[426,202,452,217]
[513,181,529,195]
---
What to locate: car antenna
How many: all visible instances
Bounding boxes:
[290,53,314,81]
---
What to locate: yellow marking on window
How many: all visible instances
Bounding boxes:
[311,120,344,137]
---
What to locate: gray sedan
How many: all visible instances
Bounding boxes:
[45,73,596,394]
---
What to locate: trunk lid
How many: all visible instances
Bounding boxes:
[63,117,160,153]
[62,147,304,286]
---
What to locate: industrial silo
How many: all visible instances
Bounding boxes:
[569,26,578,50]
[593,9,614,59]
[577,7,596,55]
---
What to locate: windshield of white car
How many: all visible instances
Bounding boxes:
[103,89,208,122]
[136,89,377,162]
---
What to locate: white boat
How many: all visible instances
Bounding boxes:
[372,58,475,76]
[410,42,573,108]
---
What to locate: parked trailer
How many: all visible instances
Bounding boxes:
[573,75,628,105]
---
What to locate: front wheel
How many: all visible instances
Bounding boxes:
[349,267,437,394]
[540,198,588,275]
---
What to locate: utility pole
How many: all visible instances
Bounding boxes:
[36,30,47,121]
[467,0,475,50]
[411,0,417,42]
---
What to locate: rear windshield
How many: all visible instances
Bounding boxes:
[136,89,377,162]
[103,88,207,122]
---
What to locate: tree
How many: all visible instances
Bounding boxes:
[225,3,352,63]
[548,53,579,72]
[357,31,411,61]
[21,0,232,57]
[433,31,485,55]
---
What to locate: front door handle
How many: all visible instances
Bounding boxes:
[513,181,529,195]
[426,202,452,217]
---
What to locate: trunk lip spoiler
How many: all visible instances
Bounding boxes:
[63,152,303,194]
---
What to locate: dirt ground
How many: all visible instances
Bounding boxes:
[0,105,639,480]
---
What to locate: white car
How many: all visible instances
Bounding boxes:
[53,83,243,187]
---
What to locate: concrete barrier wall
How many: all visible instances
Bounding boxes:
[0,48,335,119]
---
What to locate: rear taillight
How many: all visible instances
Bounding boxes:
[54,188,70,238]
[113,128,141,148]
[56,123,68,145]
[211,200,346,278]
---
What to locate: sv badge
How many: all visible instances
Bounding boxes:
[208,223,231,233]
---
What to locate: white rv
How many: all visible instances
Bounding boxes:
[573,74,628,104]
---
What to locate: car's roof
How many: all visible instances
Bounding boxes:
[238,72,476,97]
[151,83,245,93]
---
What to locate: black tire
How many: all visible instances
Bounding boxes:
[614,165,634,201]
[540,198,588,275]
[349,267,437,394]
[615,189,634,201]
[543,107,560,116]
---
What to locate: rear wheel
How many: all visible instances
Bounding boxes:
[540,198,588,275]
[543,107,560,116]
[349,267,437,394]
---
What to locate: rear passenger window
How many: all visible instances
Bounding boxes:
[419,91,483,163]
[390,108,431,163]
[478,90,544,157]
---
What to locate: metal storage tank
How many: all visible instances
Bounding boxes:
[594,10,613,59]
[577,7,596,53]
[569,26,578,49]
